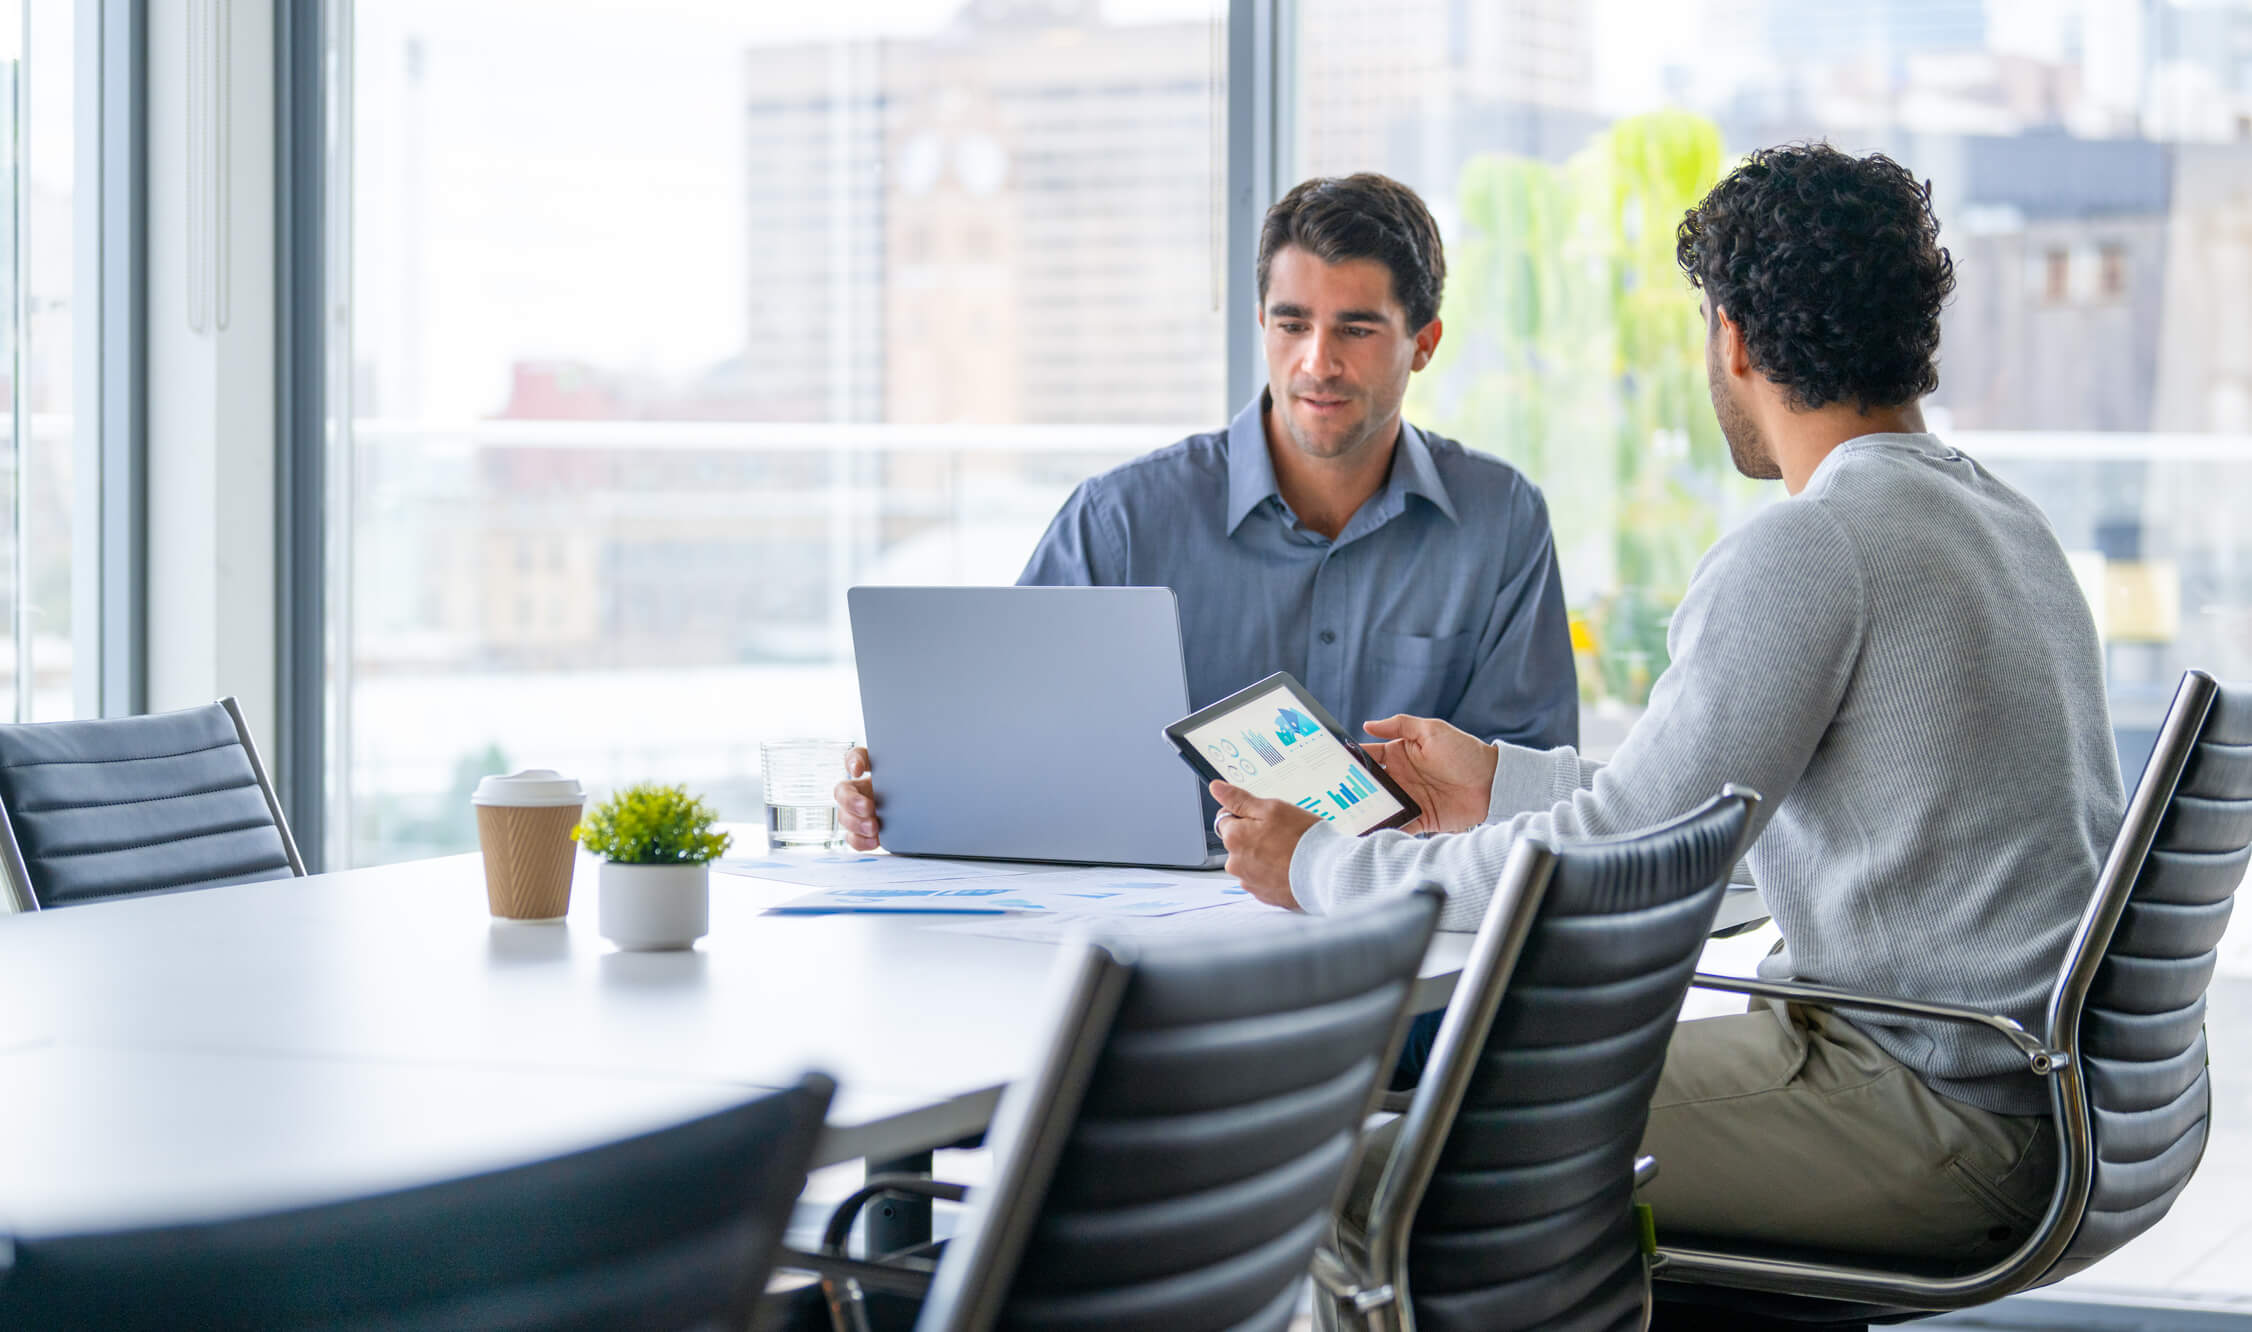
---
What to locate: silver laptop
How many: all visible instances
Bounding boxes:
[847,586,1219,869]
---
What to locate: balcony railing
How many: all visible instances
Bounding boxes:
[332,417,2252,865]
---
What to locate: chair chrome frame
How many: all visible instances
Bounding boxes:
[219,696,309,878]
[0,696,307,914]
[1315,788,1763,1332]
[784,936,1135,1332]
[1650,669,2226,1310]
[0,792,35,914]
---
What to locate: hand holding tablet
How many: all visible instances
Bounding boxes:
[1164,672,1422,837]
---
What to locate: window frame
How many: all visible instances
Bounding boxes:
[274,0,325,865]
[79,0,148,722]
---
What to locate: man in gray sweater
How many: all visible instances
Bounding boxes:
[1213,143,2123,1263]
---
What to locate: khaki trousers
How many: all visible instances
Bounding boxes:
[1638,1000,2056,1259]
[1323,1001,2056,1327]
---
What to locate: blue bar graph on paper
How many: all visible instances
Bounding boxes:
[1295,796,1334,821]
[1243,730,1284,764]
[1328,765,1376,812]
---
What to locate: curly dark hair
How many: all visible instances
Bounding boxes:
[1258,174,1446,331]
[1675,143,1955,412]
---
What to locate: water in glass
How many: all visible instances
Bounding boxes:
[761,739,851,849]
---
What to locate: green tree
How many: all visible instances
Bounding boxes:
[1408,111,1762,705]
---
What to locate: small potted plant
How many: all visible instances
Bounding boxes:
[572,783,734,951]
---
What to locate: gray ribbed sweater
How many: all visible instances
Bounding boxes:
[1290,433,2123,1114]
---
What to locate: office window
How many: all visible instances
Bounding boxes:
[1293,0,2252,1307]
[0,1,80,724]
[333,0,1226,865]
[2100,240,2130,300]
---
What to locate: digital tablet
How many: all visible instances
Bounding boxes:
[1164,671,1421,836]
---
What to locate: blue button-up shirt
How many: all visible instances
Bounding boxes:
[1019,393,1578,748]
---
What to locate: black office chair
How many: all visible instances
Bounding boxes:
[0,1073,835,1330]
[1651,668,2250,1325]
[1312,789,1761,1332]
[0,697,306,911]
[794,888,1443,1332]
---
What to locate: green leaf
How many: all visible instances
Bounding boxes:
[571,783,734,865]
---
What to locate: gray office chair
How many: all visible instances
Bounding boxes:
[0,1072,835,1330]
[794,888,1444,1332]
[1651,668,2250,1324]
[1313,789,1761,1332]
[0,697,305,911]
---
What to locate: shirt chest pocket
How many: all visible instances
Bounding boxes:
[1375,628,1474,668]
[1365,629,1476,720]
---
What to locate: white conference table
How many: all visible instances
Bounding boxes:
[0,851,1768,1240]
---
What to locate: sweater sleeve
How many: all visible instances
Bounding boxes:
[1291,499,1865,932]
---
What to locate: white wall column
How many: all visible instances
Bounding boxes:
[145,0,277,744]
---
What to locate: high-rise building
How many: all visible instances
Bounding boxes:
[1937,135,2171,433]
[1754,0,2022,135]
[1296,0,1598,180]
[741,0,1225,428]
[741,41,889,423]
[1769,0,1990,67]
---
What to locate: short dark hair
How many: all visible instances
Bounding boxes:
[1257,174,1446,331]
[1675,142,1956,412]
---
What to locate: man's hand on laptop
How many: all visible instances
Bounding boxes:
[834,747,882,851]
[1360,714,1500,834]
[1210,781,1318,908]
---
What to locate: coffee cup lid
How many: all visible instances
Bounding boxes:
[472,769,586,807]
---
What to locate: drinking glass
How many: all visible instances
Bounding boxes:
[760,739,853,849]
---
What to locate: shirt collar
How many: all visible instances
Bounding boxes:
[1388,417,1459,525]
[1806,431,1956,491]
[1224,390,1460,536]
[1224,393,1282,535]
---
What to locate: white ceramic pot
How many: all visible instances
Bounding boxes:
[598,862,710,951]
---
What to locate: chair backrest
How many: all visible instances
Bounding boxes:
[2046,670,2251,1277]
[917,888,1443,1332]
[1371,790,1759,1332]
[0,697,305,910]
[0,1073,834,1330]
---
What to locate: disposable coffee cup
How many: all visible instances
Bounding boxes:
[473,769,587,921]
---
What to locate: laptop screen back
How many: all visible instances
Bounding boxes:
[847,586,1213,867]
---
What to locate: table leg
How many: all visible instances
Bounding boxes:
[864,1151,934,1257]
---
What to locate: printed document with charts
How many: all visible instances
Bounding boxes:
[723,855,1253,918]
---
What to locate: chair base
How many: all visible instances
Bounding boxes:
[1653,1281,1932,1328]
[1652,1226,1994,1325]
[765,1284,925,1332]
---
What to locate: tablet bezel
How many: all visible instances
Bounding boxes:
[1162,670,1422,836]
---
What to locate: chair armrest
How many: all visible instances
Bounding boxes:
[1634,1154,1658,1190]
[1311,1245,1398,1314]
[821,1174,972,1257]
[777,1247,937,1300]
[1690,973,2067,1075]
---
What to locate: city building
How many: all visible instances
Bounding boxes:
[740,0,1225,429]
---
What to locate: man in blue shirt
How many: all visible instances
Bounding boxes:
[836,172,1575,848]
[1017,175,1575,748]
